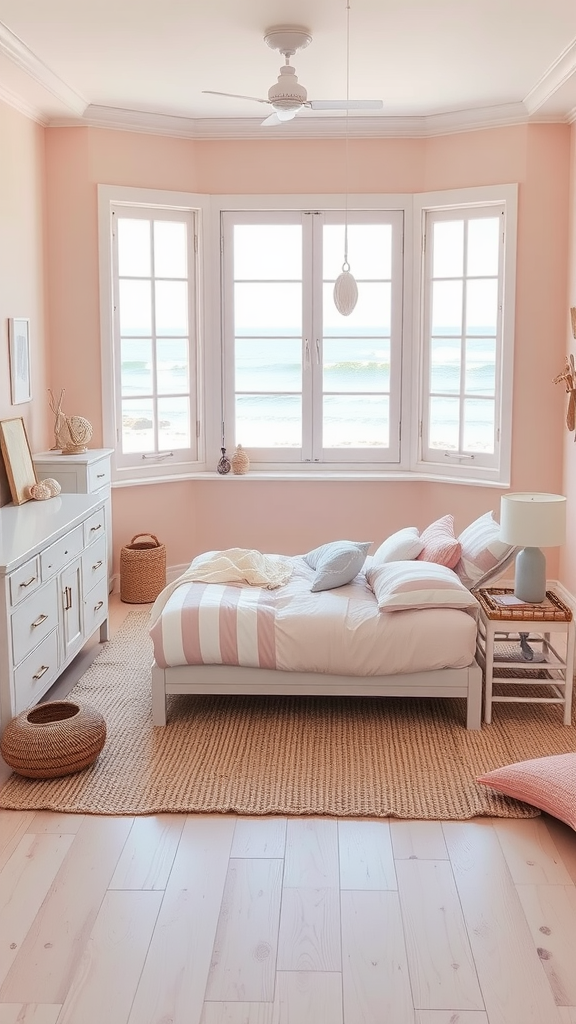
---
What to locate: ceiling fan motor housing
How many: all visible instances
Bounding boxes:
[268,65,308,111]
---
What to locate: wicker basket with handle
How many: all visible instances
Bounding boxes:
[120,533,166,603]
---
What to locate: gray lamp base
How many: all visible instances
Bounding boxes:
[514,547,546,603]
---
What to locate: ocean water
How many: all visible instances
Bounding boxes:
[120,333,497,453]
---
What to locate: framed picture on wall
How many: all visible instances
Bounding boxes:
[0,417,37,504]
[8,317,31,405]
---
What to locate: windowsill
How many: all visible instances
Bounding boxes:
[111,470,509,488]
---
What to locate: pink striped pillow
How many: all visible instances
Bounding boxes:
[477,753,576,830]
[366,560,479,612]
[455,510,516,589]
[417,515,461,569]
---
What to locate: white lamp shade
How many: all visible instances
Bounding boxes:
[500,493,566,548]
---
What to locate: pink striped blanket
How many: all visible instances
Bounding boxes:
[149,555,477,677]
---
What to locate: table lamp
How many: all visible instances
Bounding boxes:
[500,493,567,603]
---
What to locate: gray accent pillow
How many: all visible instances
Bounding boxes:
[304,540,372,593]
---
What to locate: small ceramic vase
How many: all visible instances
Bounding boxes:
[231,444,250,475]
[217,447,231,474]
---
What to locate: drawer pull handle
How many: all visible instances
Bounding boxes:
[32,613,49,628]
[63,586,73,611]
[90,524,102,532]
[19,576,37,588]
[32,665,50,681]
[96,473,105,478]
[94,600,104,612]
[92,560,103,570]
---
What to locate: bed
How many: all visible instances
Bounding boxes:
[149,540,487,730]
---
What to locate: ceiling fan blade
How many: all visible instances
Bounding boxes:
[261,113,283,126]
[202,90,271,105]
[309,99,383,110]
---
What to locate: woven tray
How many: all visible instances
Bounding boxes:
[475,587,572,622]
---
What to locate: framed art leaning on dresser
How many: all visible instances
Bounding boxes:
[0,417,37,505]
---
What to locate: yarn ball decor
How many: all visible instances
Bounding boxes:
[43,478,62,496]
[28,481,53,501]
[231,444,250,475]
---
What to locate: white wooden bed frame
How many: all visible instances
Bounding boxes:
[151,660,483,729]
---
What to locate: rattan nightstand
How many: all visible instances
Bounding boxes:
[474,588,575,724]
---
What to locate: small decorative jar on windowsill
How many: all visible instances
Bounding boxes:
[231,444,250,475]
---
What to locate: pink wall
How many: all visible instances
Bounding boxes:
[0,101,49,503]
[41,123,570,576]
[560,124,576,595]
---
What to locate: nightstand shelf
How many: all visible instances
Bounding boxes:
[474,588,575,724]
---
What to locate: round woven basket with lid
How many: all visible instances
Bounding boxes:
[0,700,106,778]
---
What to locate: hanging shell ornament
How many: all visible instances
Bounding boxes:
[333,262,358,317]
[231,444,250,475]
[28,481,53,501]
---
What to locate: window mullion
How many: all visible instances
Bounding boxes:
[301,212,315,462]
[310,212,323,463]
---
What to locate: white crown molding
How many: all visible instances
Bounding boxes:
[523,36,576,114]
[46,99,550,140]
[0,81,48,124]
[0,20,87,115]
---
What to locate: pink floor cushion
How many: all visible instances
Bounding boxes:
[477,752,576,830]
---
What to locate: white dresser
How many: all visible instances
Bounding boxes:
[33,449,113,588]
[0,493,109,731]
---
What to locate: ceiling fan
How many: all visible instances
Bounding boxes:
[202,26,383,126]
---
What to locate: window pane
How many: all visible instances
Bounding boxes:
[119,280,151,335]
[430,339,461,394]
[433,221,463,278]
[121,398,154,453]
[465,339,496,395]
[429,396,459,450]
[154,221,187,278]
[323,224,392,280]
[323,339,390,392]
[235,283,302,334]
[466,279,498,335]
[157,339,189,395]
[467,218,499,276]
[323,283,390,335]
[158,396,190,450]
[155,281,188,336]
[236,395,301,447]
[323,395,389,448]
[121,339,152,395]
[235,339,302,391]
[463,398,495,453]
[118,219,150,277]
[431,280,462,335]
[234,225,302,280]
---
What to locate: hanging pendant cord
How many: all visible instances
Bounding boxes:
[343,0,351,272]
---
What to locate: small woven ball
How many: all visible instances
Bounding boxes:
[43,478,62,496]
[28,481,52,501]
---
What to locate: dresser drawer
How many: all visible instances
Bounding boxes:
[40,526,84,580]
[11,578,59,665]
[83,508,106,546]
[14,629,60,715]
[84,576,108,636]
[82,535,107,591]
[9,556,41,608]
[87,459,111,492]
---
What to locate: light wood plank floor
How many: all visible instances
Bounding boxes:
[0,597,575,1023]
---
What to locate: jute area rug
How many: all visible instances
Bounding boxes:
[1,610,574,819]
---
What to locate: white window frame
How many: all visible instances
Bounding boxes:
[411,184,517,485]
[220,205,404,468]
[98,185,211,484]
[98,186,516,486]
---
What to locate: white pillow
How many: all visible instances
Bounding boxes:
[454,510,516,589]
[304,540,372,593]
[372,527,424,564]
[366,560,480,613]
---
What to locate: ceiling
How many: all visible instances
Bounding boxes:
[1,0,576,139]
